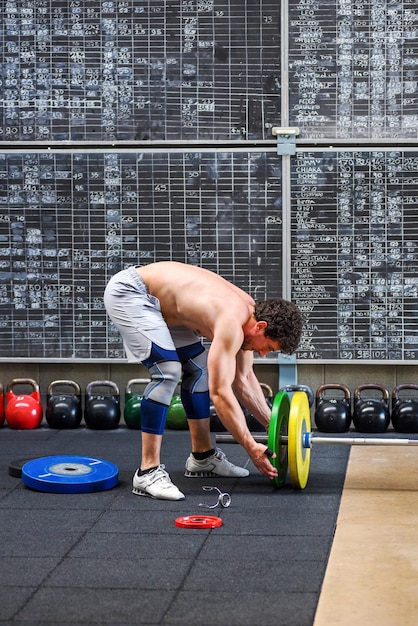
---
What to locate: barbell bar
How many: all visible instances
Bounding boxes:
[215,391,418,490]
[216,433,418,448]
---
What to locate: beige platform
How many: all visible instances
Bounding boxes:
[314,446,418,626]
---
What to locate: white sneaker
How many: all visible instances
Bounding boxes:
[132,465,185,500]
[184,448,249,478]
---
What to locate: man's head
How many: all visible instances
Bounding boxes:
[253,299,303,355]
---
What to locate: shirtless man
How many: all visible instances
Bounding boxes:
[104,261,302,500]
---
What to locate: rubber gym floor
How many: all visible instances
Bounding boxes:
[1,425,416,625]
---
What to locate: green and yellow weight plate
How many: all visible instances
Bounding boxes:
[288,391,311,489]
[267,391,290,488]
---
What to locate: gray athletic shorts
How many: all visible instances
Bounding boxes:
[103,266,200,363]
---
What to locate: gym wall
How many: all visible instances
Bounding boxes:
[1,0,417,405]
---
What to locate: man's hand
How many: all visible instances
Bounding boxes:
[249,442,278,479]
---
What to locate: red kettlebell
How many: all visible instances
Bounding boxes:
[45,380,82,429]
[353,384,390,433]
[315,383,352,433]
[391,384,418,433]
[5,378,43,429]
[0,383,4,427]
[0,383,5,426]
[84,380,121,430]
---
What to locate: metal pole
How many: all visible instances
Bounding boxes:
[304,435,418,447]
[215,433,418,447]
[216,433,269,444]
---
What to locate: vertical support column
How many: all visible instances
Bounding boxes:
[274,0,299,387]
[280,0,291,301]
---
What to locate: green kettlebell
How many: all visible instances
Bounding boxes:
[124,378,150,429]
[166,393,188,430]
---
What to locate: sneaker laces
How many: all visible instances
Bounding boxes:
[213,448,234,465]
[148,465,174,490]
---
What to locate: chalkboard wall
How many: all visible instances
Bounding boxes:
[288,0,418,140]
[1,0,417,363]
[1,0,280,142]
[0,149,282,359]
[291,149,418,361]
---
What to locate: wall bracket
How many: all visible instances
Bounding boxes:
[272,126,300,156]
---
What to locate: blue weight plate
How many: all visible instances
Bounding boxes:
[21,455,119,494]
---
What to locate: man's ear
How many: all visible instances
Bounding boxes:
[256,320,268,332]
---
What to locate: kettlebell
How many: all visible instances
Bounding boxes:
[315,383,352,433]
[209,402,226,432]
[279,384,314,408]
[84,380,120,430]
[391,384,418,433]
[124,378,150,429]
[244,383,274,431]
[5,378,43,430]
[166,391,188,430]
[353,383,390,433]
[0,383,4,427]
[45,380,82,429]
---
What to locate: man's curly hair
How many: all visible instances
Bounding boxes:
[254,299,303,354]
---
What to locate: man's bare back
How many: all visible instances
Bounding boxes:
[137,261,254,341]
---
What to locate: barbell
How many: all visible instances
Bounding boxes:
[215,391,418,490]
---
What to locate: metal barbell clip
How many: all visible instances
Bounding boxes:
[198,485,231,509]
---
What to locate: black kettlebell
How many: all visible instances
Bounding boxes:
[84,380,120,430]
[210,402,226,432]
[315,383,352,433]
[244,383,274,432]
[353,384,390,433]
[45,380,82,429]
[391,384,418,433]
[279,384,314,408]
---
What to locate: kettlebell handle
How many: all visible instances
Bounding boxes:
[86,380,120,396]
[259,383,273,400]
[126,378,151,394]
[47,380,81,396]
[354,384,389,401]
[392,383,418,400]
[7,378,39,393]
[280,384,314,407]
[316,383,351,401]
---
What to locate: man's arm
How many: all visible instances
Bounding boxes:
[232,350,271,431]
[207,322,277,479]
